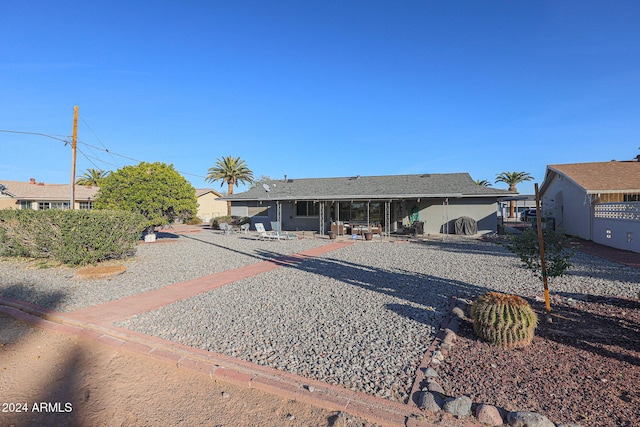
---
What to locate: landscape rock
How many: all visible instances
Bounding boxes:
[443,395,472,418]
[507,411,555,427]
[423,367,439,378]
[476,404,503,426]
[451,306,466,319]
[443,329,457,344]
[426,379,445,395]
[417,391,443,412]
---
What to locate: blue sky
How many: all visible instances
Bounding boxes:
[2,1,639,196]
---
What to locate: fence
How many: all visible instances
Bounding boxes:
[592,202,640,253]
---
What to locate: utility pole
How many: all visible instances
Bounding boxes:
[69,105,78,209]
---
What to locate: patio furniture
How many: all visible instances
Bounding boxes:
[219,222,236,235]
[255,223,281,240]
[269,221,299,240]
[240,223,250,234]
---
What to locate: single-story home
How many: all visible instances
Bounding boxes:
[195,188,227,223]
[0,180,226,224]
[540,160,640,252]
[224,173,514,235]
[0,178,98,210]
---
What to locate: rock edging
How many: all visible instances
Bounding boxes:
[413,296,583,427]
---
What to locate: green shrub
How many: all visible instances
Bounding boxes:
[184,216,203,225]
[0,209,146,266]
[470,292,538,349]
[211,216,250,229]
[505,227,574,282]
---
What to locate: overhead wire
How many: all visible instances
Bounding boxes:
[0,129,69,144]
[1,125,209,182]
[78,114,120,167]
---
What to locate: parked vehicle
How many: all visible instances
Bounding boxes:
[521,208,538,221]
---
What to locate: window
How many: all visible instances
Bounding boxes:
[248,202,269,217]
[37,202,70,210]
[296,201,319,217]
[79,201,93,210]
[624,194,640,202]
[19,200,33,210]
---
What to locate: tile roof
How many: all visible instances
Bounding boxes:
[0,180,98,201]
[225,173,513,201]
[547,161,640,193]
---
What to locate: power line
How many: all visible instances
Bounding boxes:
[0,129,69,144]
[78,114,120,167]
[1,126,209,182]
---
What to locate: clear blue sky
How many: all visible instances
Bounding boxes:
[2,1,639,196]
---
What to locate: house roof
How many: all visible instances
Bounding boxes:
[195,188,223,198]
[224,173,514,201]
[0,180,98,201]
[542,161,640,194]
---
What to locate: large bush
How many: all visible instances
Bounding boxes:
[0,209,146,266]
[95,162,198,231]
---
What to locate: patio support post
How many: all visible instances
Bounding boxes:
[319,201,325,235]
[277,201,282,231]
[385,201,391,238]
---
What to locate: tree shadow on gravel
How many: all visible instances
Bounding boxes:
[178,233,279,262]
[258,250,492,326]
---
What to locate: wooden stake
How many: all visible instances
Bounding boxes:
[70,105,78,210]
[534,183,551,313]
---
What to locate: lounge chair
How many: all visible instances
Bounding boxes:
[255,223,281,240]
[270,221,298,240]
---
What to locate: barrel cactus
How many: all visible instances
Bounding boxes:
[470,292,538,349]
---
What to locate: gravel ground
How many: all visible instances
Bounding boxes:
[2,232,638,404]
[114,235,639,403]
[0,230,329,311]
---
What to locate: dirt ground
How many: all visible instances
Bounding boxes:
[0,314,373,427]
[437,295,640,427]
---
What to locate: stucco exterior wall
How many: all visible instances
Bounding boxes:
[0,196,16,209]
[593,216,640,253]
[196,193,227,222]
[541,175,592,239]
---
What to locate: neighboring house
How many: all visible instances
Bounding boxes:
[195,188,227,223]
[540,160,640,253]
[224,173,514,235]
[0,178,98,210]
[497,195,536,220]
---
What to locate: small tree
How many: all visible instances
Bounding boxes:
[95,162,197,232]
[506,227,574,282]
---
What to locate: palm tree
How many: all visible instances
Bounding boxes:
[76,168,109,186]
[206,156,254,216]
[495,171,534,218]
[475,179,491,187]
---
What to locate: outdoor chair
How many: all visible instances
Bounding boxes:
[219,222,236,235]
[254,223,281,240]
[270,221,298,240]
[240,223,250,234]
